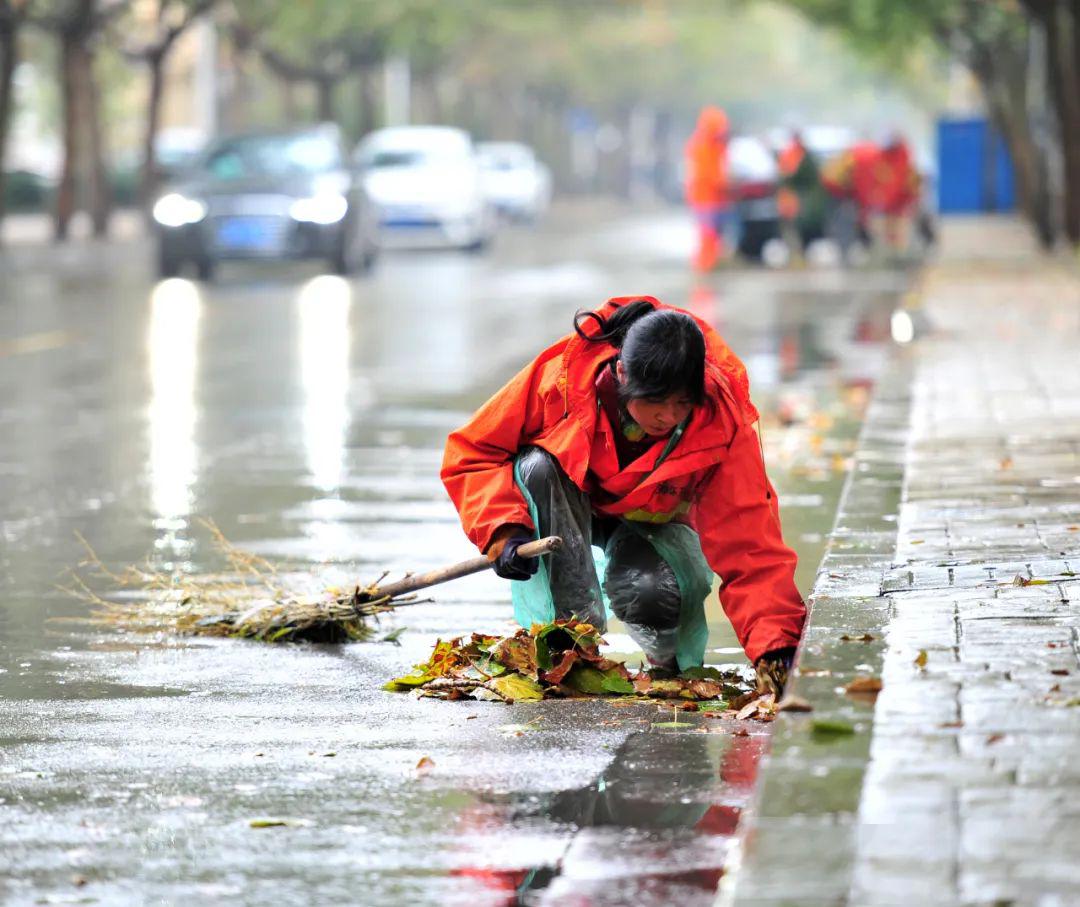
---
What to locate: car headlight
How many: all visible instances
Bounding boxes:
[152,193,207,227]
[289,194,348,225]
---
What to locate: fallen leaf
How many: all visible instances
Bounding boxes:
[1000,456,1014,470]
[1051,669,1070,676]
[249,818,310,828]
[777,696,813,713]
[732,727,750,737]
[845,676,883,695]
[735,699,760,720]
[487,672,545,703]
[939,720,964,729]
[466,715,478,720]
[986,734,1005,745]
[1068,526,1079,532]
[811,719,855,738]
[497,723,537,737]
[539,649,579,684]
[1050,684,1062,693]
[415,756,435,772]
[840,633,877,643]
[914,650,928,669]
[687,679,725,699]
[735,694,776,721]
[910,540,925,545]
[321,752,336,758]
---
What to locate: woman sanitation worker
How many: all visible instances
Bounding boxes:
[441,297,805,694]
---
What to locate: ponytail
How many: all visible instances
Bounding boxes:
[574,299,708,407]
[573,299,655,348]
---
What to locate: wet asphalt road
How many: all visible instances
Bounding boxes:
[0,204,906,906]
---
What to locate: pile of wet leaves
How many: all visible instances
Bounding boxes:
[383,618,756,706]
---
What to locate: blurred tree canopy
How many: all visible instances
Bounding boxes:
[23,0,1061,242]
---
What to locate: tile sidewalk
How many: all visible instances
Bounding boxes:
[722,218,1080,906]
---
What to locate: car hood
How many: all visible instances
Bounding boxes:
[171,172,348,200]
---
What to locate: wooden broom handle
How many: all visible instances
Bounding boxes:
[368,535,563,601]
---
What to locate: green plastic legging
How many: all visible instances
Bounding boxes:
[510,455,713,672]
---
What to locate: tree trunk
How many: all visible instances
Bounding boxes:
[55,32,80,242]
[1022,0,1080,244]
[316,76,334,122]
[357,65,376,135]
[278,72,298,121]
[81,40,110,236]
[140,51,165,208]
[1049,0,1080,243]
[0,16,18,241]
[969,41,1057,248]
[990,90,1056,246]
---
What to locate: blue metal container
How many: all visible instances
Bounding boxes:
[937,117,1015,214]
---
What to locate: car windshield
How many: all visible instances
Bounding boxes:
[203,135,341,181]
[360,136,471,169]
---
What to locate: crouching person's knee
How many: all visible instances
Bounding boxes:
[603,532,682,630]
[514,446,563,498]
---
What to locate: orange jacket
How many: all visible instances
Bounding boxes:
[441,296,805,663]
[849,141,881,208]
[876,142,919,214]
[685,107,731,208]
[847,141,919,213]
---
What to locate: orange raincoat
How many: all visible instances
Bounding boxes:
[685,107,731,208]
[441,296,805,663]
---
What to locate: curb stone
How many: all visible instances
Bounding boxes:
[718,353,912,907]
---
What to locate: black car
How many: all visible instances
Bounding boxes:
[152,125,377,280]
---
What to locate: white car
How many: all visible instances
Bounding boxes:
[354,126,495,252]
[477,142,552,222]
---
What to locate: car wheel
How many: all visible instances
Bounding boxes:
[195,257,216,282]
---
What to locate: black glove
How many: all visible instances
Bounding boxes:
[493,533,540,581]
[755,646,796,697]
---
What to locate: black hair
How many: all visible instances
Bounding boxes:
[574,299,706,406]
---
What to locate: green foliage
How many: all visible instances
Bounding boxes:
[778,0,1028,76]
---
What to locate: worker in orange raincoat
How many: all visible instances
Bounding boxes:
[833,136,920,251]
[441,296,805,693]
[777,130,827,255]
[685,107,736,271]
[874,134,920,249]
